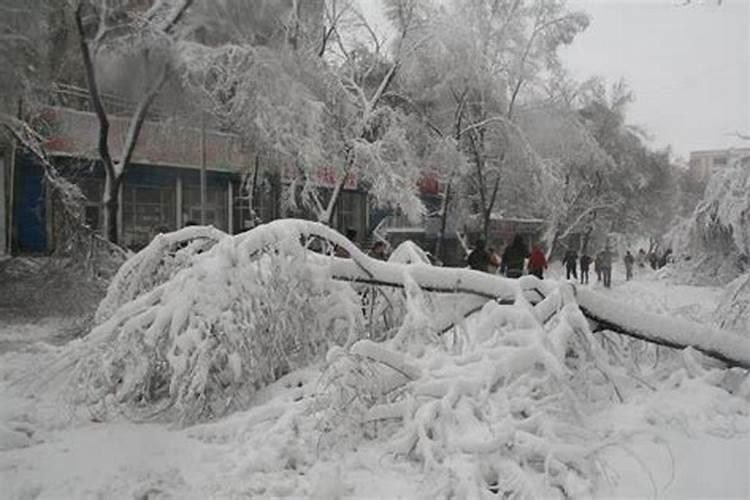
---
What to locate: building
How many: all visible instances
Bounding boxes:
[2,100,369,255]
[0,137,10,258]
[688,147,750,181]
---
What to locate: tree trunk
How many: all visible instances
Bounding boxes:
[482,208,491,241]
[575,287,750,370]
[434,181,452,261]
[521,280,750,370]
[103,174,121,244]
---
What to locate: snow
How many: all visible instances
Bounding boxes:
[1,244,748,499]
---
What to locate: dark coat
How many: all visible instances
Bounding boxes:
[467,248,490,271]
[580,254,592,270]
[501,243,528,274]
[563,250,578,269]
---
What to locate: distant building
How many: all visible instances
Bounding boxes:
[688,147,750,181]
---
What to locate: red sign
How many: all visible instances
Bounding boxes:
[283,164,358,190]
[418,174,440,195]
[42,107,252,171]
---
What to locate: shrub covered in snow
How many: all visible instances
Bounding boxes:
[62,221,365,424]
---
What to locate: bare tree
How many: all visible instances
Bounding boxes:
[73,0,194,243]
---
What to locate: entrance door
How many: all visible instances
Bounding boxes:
[16,168,47,253]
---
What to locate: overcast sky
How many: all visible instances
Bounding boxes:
[561,0,749,160]
[359,0,749,161]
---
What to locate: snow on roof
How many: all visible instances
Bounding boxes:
[488,214,545,223]
[383,227,426,233]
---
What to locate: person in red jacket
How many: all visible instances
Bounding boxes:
[527,244,547,279]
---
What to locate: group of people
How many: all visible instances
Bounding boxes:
[365,233,674,290]
[467,236,671,290]
[467,236,549,279]
[562,248,615,287]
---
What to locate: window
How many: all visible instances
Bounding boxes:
[713,157,728,166]
[122,184,176,249]
[183,184,227,231]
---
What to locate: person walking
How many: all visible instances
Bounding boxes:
[637,248,646,269]
[467,238,491,272]
[579,252,592,284]
[600,247,613,288]
[500,235,528,278]
[562,248,578,280]
[624,250,635,281]
[527,244,547,279]
[594,251,603,282]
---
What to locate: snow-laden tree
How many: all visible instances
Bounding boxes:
[70,0,196,244]
[179,0,434,228]
[666,156,750,333]
[578,80,683,247]
[516,105,616,256]
[393,0,590,241]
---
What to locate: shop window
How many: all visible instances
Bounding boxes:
[183,184,227,231]
[122,184,176,249]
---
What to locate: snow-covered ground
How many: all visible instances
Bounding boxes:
[1,265,747,499]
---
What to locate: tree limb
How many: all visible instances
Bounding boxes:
[117,64,169,176]
[75,2,115,179]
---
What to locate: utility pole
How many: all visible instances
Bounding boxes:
[198,28,207,226]
[200,111,207,225]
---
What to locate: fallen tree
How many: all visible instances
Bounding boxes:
[575,287,750,370]
[517,277,750,370]
[15,218,749,498]
[24,219,748,429]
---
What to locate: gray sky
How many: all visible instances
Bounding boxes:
[360,0,749,160]
[561,0,749,160]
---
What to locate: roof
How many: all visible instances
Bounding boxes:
[689,147,750,158]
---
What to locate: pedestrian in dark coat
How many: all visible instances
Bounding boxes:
[467,238,491,272]
[500,235,528,278]
[579,253,592,284]
[594,251,603,282]
[562,248,578,280]
[624,250,635,280]
[527,245,547,279]
[600,247,613,288]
